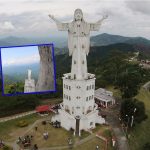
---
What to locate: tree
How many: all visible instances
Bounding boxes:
[120,98,147,127]
[101,49,128,85]
[117,64,142,98]
[0,93,40,117]
[8,82,24,94]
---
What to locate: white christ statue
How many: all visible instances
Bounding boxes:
[49,9,107,80]
[28,69,32,80]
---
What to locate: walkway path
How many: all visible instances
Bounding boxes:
[40,134,95,150]
[0,110,36,123]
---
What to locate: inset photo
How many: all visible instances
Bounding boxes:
[0,44,56,95]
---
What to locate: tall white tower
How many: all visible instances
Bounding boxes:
[24,69,35,93]
[50,9,107,136]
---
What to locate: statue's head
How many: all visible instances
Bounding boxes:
[74,9,83,21]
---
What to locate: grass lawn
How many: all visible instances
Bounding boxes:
[26,122,73,148]
[0,114,40,141]
[73,137,106,150]
[27,123,90,148]
[129,89,150,150]
[26,122,90,148]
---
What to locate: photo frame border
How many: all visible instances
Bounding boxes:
[0,43,57,96]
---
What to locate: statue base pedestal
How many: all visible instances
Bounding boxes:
[51,105,105,136]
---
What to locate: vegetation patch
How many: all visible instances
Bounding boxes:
[16,120,29,127]
[0,114,40,141]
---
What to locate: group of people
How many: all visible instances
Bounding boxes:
[17,135,33,148]
[17,135,39,150]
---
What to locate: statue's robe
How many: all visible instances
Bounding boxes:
[56,20,101,80]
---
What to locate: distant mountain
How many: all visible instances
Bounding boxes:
[2,63,40,83]
[91,33,130,46]
[0,33,150,56]
[91,33,150,56]
[0,36,67,48]
[91,33,150,47]
[0,41,12,46]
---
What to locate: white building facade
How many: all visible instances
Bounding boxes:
[52,73,105,135]
[95,88,115,108]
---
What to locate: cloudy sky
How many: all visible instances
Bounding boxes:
[1,46,40,66]
[0,0,150,39]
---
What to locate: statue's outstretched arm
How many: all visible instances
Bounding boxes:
[48,14,69,31]
[90,15,108,31]
[96,15,108,24]
[48,14,60,24]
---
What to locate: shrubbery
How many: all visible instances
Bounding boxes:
[17,120,28,127]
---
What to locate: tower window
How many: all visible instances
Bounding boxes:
[92,85,94,89]
[76,106,80,109]
[90,122,93,126]
[74,60,76,64]
[86,86,88,90]
[86,97,88,101]
[76,96,80,99]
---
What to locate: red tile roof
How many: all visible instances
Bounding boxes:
[36,105,50,113]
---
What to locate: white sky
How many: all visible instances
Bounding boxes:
[0,0,150,39]
[1,46,40,66]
